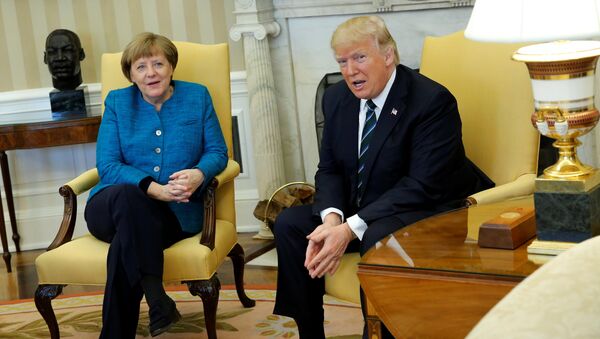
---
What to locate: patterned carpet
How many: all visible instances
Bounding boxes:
[0,288,362,338]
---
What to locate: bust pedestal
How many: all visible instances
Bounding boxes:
[49,86,89,119]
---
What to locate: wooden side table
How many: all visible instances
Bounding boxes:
[358,197,543,338]
[0,110,101,272]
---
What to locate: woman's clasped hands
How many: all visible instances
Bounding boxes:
[148,168,205,202]
[168,168,205,202]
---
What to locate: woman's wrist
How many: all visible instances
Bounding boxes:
[139,176,155,193]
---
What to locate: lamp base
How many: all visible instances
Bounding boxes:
[541,138,597,180]
[535,170,600,192]
[527,239,576,256]
[534,173,600,243]
[252,222,274,240]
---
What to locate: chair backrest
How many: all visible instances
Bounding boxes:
[100,42,235,225]
[420,31,539,186]
[315,72,344,151]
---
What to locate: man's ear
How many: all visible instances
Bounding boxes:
[384,46,394,66]
[79,49,86,61]
[43,52,48,64]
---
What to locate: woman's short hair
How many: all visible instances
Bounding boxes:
[121,32,178,82]
[331,16,400,65]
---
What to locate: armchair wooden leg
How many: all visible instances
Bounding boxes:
[34,284,65,339]
[227,243,256,308]
[187,275,221,339]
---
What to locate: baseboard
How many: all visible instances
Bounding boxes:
[236,224,261,233]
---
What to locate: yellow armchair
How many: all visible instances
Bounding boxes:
[325,31,540,306]
[420,31,539,205]
[34,42,255,339]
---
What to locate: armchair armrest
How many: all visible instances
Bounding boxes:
[199,160,240,250]
[48,168,100,251]
[214,160,240,187]
[64,168,100,195]
[49,160,240,251]
[466,173,536,206]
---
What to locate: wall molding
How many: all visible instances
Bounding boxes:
[0,84,102,116]
[272,0,474,18]
[0,71,248,115]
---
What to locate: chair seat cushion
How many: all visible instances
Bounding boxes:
[325,252,361,304]
[35,219,236,285]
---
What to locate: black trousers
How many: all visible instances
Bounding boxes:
[273,204,405,339]
[85,184,191,339]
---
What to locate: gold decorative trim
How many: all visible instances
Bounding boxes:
[530,109,599,128]
[536,98,594,110]
[524,57,598,79]
[528,71,594,80]
[535,105,596,114]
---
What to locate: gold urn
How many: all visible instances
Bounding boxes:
[513,41,600,180]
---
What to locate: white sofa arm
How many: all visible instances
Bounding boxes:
[467,235,600,338]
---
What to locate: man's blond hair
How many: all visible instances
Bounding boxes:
[331,16,400,65]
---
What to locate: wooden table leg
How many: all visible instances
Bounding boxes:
[0,151,19,252]
[0,186,11,272]
[363,289,383,338]
[367,316,383,339]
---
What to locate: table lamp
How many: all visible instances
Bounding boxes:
[465,0,600,252]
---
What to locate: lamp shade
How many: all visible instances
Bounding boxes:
[465,0,600,43]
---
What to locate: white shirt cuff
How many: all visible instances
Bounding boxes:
[347,214,367,240]
[320,207,344,223]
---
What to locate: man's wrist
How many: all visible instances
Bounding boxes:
[324,212,342,226]
[343,223,357,240]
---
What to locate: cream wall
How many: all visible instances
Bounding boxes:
[0,0,244,92]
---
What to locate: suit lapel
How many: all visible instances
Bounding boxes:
[339,94,361,198]
[361,67,408,189]
[340,94,360,175]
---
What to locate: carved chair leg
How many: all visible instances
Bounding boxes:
[34,284,65,339]
[187,275,221,339]
[227,243,256,308]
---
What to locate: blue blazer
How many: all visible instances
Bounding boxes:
[89,80,228,233]
[314,65,494,226]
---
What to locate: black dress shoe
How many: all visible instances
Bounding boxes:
[149,298,182,337]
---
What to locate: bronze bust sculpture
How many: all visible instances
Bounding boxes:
[44,29,88,118]
[44,29,86,91]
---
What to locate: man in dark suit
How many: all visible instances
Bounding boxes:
[273,16,494,338]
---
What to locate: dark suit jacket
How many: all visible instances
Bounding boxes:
[313,64,494,226]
